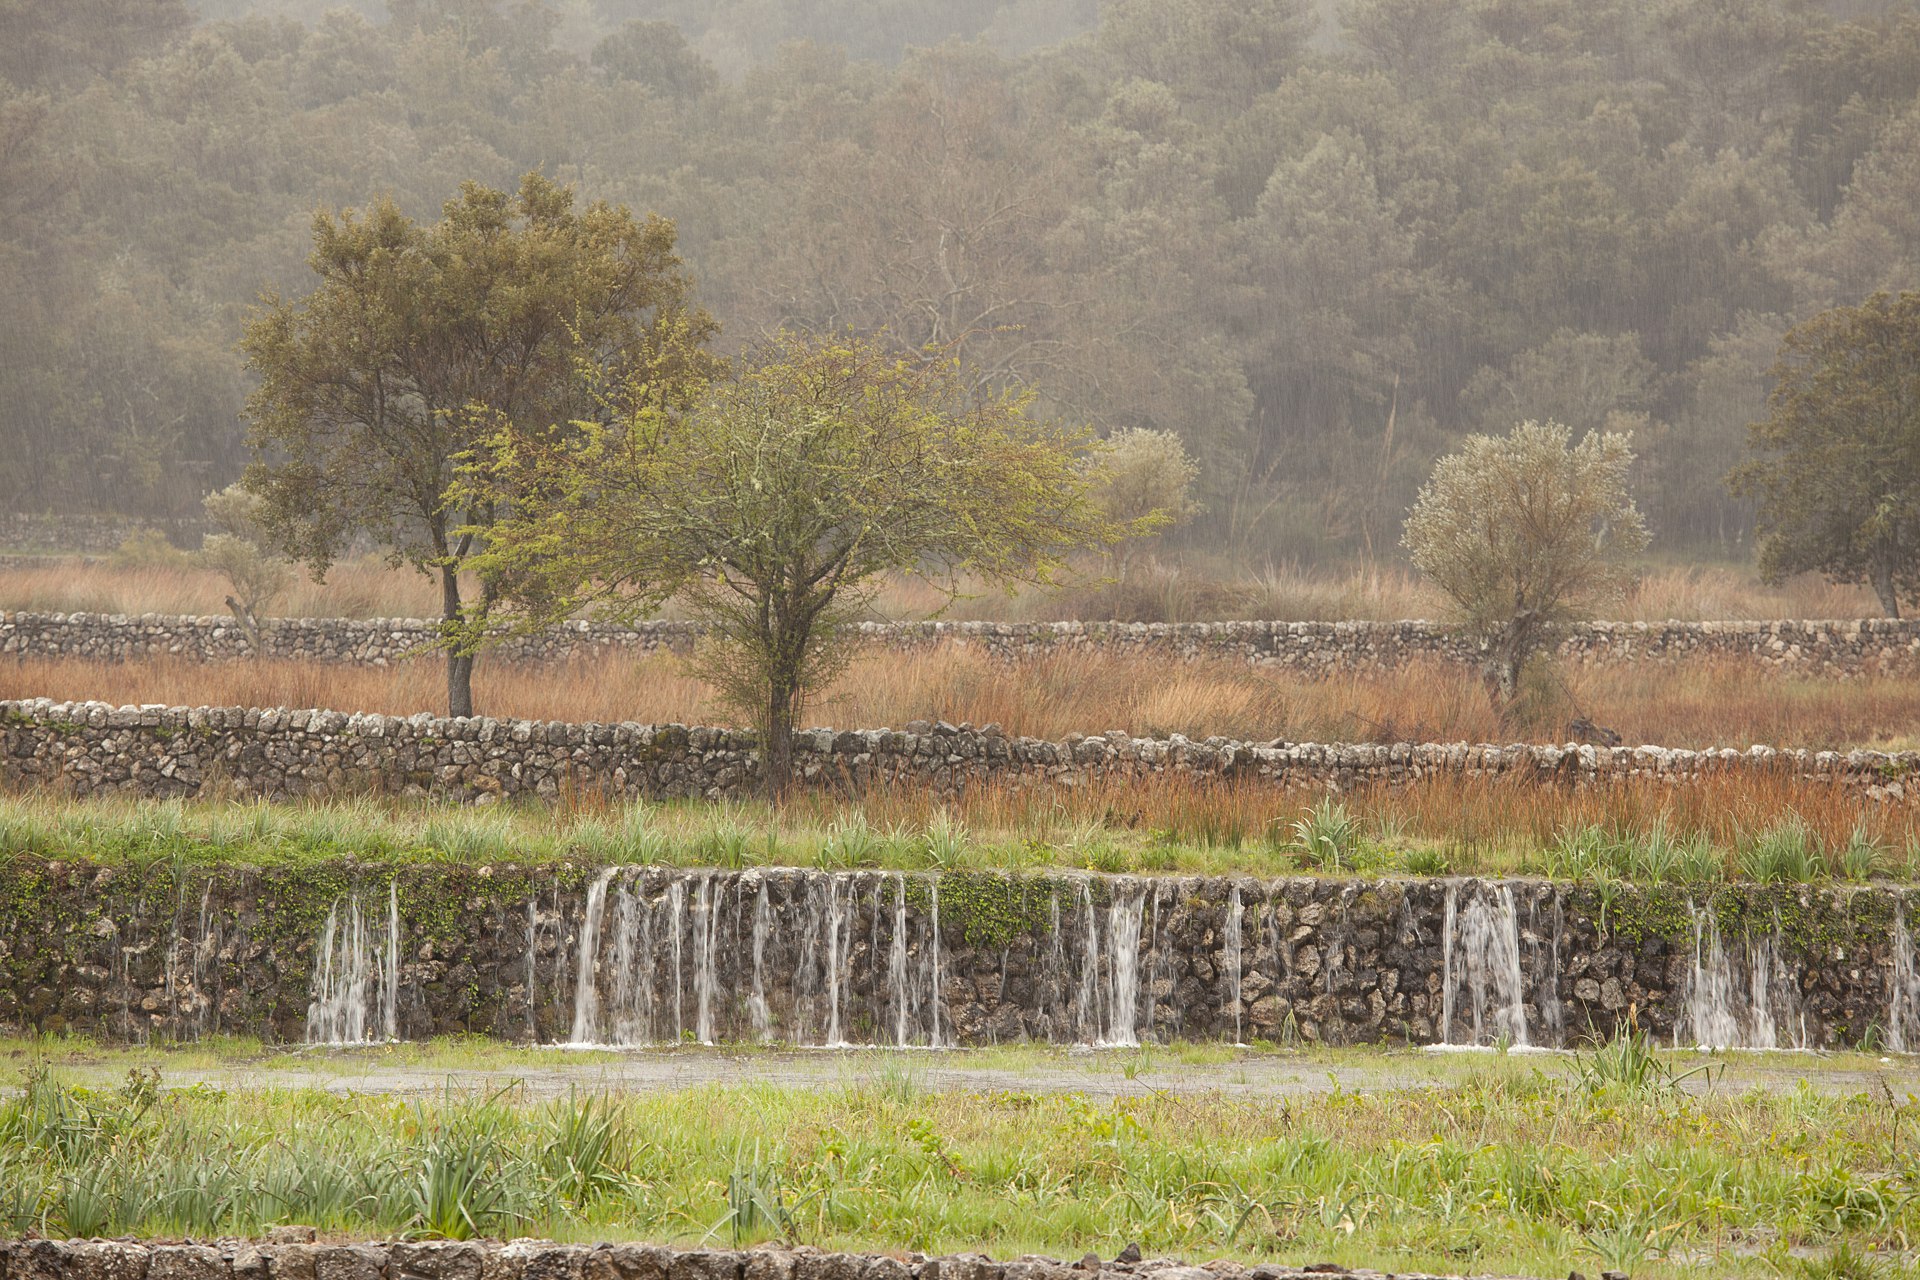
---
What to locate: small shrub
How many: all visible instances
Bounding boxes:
[1838,822,1887,882]
[1792,1243,1887,1280]
[699,821,756,870]
[1673,830,1725,883]
[573,807,666,864]
[391,1099,522,1240]
[1542,823,1608,880]
[1289,798,1359,872]
[1574,1029,1715,1097]
[1740,819,1824,882]
[1402,846,1452,876]
[539,1093,629,1208]
[919,809,970,870]
[109,527,190,570]
[716,1145,792,1246]
[0,1150,45,1232]
[818,811,878,869]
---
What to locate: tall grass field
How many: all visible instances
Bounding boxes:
[2,1051,1914,1279]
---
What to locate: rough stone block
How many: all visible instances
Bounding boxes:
[147,1247,230,1280]
[666,1253,742,1280]
[392,1245,486,1280]
[313,1247,384,1280]
[62,1244,149,1280]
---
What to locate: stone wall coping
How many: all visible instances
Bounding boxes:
[0,1236,1523,1280]
[3,695,1914,776]
[9,610,1920,682]
[9,608,1920,633]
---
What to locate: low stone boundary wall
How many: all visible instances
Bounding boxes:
[0,1239,1453,1280]
[0,514,204,555]
[1,698,1913,804]
[6,611,1920,676]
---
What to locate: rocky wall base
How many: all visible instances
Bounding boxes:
[0,1238,1476,1280]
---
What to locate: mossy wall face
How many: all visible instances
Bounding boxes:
[0,861,1911,1050]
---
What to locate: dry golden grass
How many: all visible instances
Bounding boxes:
[0,555,1887,622]
[824,769,1920,874]
[5,647,1920,752]
[0,557,444,618]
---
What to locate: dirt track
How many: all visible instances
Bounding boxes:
[27,1042,1914,1100]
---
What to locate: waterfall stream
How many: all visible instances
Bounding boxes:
[1674,902,1806,1050]
[268,869,1916,1052]
[305,882,401,1044]
[1890,899,1920,1053]
[1437,882,1531,1048]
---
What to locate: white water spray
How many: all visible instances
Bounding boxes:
[305,885,401,1044]
[1676,903,1804,1050]
[1438,882,1528,1047]
[568,868,616,1044]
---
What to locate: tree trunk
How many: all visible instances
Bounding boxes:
[224,594,263,655]
[1869,553,1901,619]
[763,677,796,799]
[757,600,815,799]
[440,564,476,718]
[446,652,476,719]
[1482,616,1534,718]
[1482,650,1522,711]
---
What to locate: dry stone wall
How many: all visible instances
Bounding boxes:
[2,698,1917,804]
[0,859,1909,1050]
[0,515,204,555]
[0,1237,1480,1280]
[7,611,1920,676]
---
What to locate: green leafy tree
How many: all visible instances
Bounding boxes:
[240,172,715,716]
[1731,292,1920,618]
[1403,420,1649,707]
[1094,427,1200,578]
[196,481,292,651]
[590,20,718,99]
[459,331,1126,794]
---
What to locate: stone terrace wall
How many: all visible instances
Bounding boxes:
[0,514,204,555]
[0,859,1906,1049]
[1,698,1916,804]
[0,1238,1468,1280]
[7,610,1920,676]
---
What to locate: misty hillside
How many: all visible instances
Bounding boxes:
[3,0,1918,561]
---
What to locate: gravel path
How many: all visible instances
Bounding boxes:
[34,1043,1912,1099]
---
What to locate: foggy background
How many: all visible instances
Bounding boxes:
[3,0,1918,564]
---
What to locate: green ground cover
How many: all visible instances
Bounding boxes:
[0,791,1913,886]
[2,1037,1918,1278]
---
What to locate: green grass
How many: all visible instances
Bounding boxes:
[2,1047,1919,1277]
[3,790,1916,885]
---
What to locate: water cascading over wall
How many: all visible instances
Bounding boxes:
[305,883,401,1044]
[319,873,1920,1050]
[8,863,1920,1051]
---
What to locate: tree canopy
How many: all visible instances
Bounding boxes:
[1403,420,1649,707]
[458,331,1124,791]
[240,171,716,715]
[1732,292,1920,618]
[7,0,1920,568]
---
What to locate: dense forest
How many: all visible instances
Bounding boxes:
[3,0,1919,562]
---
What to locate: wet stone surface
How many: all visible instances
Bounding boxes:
[1,861,1912,1053]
